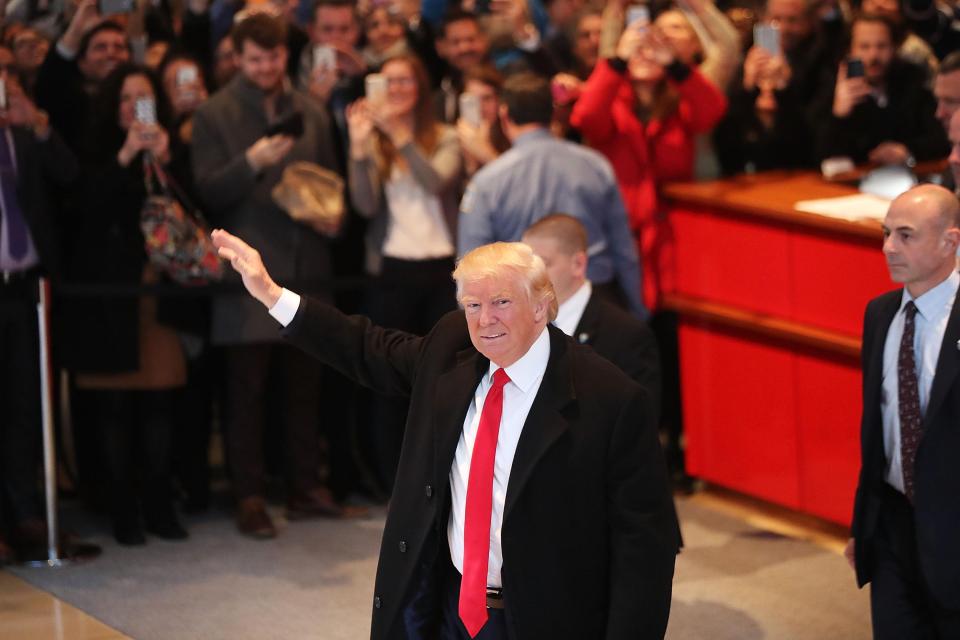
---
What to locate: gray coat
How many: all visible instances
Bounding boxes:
[192,75,340,344]
[348,126,462,275]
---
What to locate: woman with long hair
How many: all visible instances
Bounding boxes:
[571,21,726,313]
[61,63,188,545]
[345,53,461,491]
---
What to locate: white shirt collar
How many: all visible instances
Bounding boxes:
[488,325,551,394]
[900,270,960,320]
[553,280,592,337]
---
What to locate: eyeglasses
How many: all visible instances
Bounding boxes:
[384,76,416,87]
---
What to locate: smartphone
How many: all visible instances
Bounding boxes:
[846,58,865,79]
[365,73,387,104]
[98,0,134,16]
[313,45,335,73]
[266,111,304,138]
[459,93,482,128]
[626,5,650,27]
[0,79,6,111]
[135,97,156,125]
[753,23,781,57]
[550,80,579,106]
[176,65,198,87]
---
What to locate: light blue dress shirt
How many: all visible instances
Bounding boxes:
[458,128,647,319]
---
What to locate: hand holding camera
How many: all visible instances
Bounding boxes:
[832,59,871,119]
[345,99,375,159]
[245,135,295,173]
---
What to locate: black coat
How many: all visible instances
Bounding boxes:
[813,59,948,164]
[283,299,679,640]
[59,155,151,373]
[8,126,79,276]
[573,292,661,424]
[852,285,960,610]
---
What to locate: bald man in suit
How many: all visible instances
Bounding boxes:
[846,184,960,638]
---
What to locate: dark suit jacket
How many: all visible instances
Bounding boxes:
[573,291,661,424]
[284,299,679,640]
[10,126,79,277]
[852,285,960,610]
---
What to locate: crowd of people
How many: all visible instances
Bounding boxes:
[0,0,958,560]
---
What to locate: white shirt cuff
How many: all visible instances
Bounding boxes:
[268,288,302,327]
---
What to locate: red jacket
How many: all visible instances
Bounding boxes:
[571,58,727,310]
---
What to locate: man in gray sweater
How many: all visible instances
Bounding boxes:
[192,12,352,538]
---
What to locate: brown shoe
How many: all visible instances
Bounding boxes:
[236,497,277,539]
[287,487,369,520]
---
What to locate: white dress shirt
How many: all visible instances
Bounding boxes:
[447,326,550,588]
[880,270,959,492]
[553,281,592,338]
[381,167,454,261]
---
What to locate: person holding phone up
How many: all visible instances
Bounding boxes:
[346,53,462,490]
[59,64,188,547]
[570,18,726,313]
[191,13,353,539]
[813,13,947,166]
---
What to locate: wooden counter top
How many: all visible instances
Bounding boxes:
[662,171,883,241]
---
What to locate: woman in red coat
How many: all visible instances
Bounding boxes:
[571,22,727,311]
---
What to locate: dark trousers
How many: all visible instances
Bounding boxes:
[439,556,511,640]
[89,388,180,522]
[870,485,960,639]
[223,343,322,500]
[364,256,456,492]
[0,273,42,528]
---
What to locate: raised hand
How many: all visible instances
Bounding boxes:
[832,62,871,119]
[211,229,283,309]
[346,99,375,159]
[245,135,295,172]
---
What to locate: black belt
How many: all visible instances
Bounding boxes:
[486,587,504,610]
[1,266,41,285]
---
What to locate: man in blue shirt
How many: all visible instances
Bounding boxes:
[458,72,647,318]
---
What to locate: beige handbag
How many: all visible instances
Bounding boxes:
[271,162,345,228]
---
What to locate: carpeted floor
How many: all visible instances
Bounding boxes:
[8,496,870,639]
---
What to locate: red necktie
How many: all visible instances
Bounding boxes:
[459,367,510,637]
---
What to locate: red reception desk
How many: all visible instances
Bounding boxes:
[663,171,897,526]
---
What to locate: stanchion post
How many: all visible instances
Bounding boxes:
[36,277,62,566]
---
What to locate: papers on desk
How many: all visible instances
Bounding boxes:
[793,193,891,222]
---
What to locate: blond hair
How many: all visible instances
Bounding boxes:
[453,242,559,322]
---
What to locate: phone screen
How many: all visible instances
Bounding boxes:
[176,65,198,87]
[626,5,650,26]
[459,93,482,127]
[314,45,336,73]
[98,0,133,16]
[135,98,157,125]
[753,24,781,57]
[0,79,7,111]
[846,58,865,79]
[365,74,387,104]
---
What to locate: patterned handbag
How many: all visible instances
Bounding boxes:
[139,156,223,286]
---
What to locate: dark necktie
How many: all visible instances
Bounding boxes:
[898,301,922,502]
[459,367,510,638]
[0,130,28,259]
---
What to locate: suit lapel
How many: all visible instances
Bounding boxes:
[864,294,900,417]
[572,293,600,345]
[923,285,960,429]
[503,326,576,519]
[433,348,487,490]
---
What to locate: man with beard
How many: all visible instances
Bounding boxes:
[814,13,947,165]
[191,12,354,539]
[34,0,130,155]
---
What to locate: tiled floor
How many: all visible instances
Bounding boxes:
[0,571,127,640]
